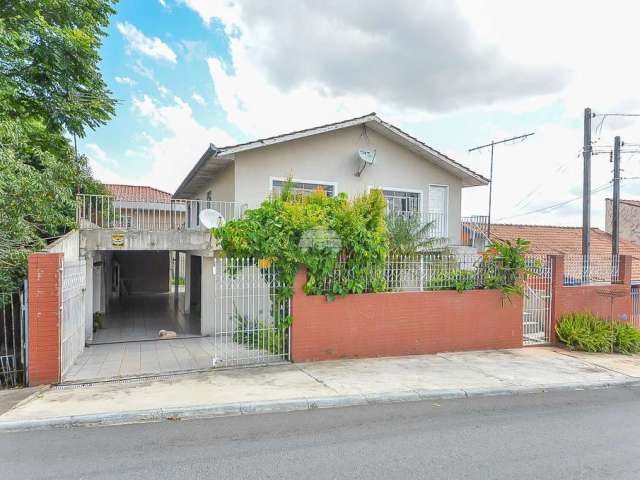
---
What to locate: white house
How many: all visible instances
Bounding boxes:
[174,113,489,245]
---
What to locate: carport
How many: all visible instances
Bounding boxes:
[91,251,200,344]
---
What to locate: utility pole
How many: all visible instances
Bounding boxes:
[612,136,621,259]
[468,132,535,240]
[582,107,592,281]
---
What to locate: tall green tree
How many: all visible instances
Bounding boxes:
[0,0,118,291]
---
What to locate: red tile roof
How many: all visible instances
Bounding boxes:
[490,223,640,281]
[104,184,172,203]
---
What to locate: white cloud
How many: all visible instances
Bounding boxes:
[191,92,206,106]
[158,0,168,7]
[157,84,170,97]
[130,94,237,192]
[117,22,177,63]
[84,144,127,184]
[114,76,136,86]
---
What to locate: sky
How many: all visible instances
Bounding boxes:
[83,0,640,229]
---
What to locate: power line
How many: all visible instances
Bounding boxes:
[496,181,613,222]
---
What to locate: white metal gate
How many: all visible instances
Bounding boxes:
[632,286,639,329]
[61,259,86,377]
[523,256,553,345]
[211,257,290,368]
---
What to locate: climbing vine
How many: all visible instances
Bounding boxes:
[212,182,388,301]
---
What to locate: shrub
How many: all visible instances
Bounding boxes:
[613,322,640,355]
[555,312,613,353]
[427,269,476,292]
[556,312,640,354]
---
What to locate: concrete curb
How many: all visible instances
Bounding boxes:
[2,378,640,432]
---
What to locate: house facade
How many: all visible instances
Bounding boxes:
[174,113,489,245]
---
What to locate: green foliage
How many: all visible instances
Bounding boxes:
[232,308,289,355]
[0,0,117,136]
[555,312,614,353]
[556,312,640,354]
[0,1,115,291]
[612,322,640,355]
[482,238,534,300]
[213,184,388,301]
[427,269,476,292]
[386,214,439,256]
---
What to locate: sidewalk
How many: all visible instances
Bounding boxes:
[2,346,640,431]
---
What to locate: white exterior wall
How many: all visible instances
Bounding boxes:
[228,126,463,243]
[46,230,80,261]
[194,163,236,203]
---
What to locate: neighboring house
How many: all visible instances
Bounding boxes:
[174,113,489,245]
[605,198,640,245]
[490,223,640,283]
[102,184,176,230]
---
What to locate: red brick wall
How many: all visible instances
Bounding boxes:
[550,254,633,343]
[27,253,62,385]
[291,269,523,362]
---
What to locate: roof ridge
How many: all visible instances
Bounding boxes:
[216,112,378,150]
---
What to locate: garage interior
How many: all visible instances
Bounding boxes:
[91,251,201,344]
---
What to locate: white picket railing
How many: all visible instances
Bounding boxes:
[76,194,246,231]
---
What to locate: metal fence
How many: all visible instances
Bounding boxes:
[386,211,449,242]
[461,215,490,248]
[563,255,620,286]
[0,288,27,388]
[317,254,507,293]
[523,255,553,345]
[633,286,640,329]
[76,194,246,231]
[61,260,86,378]
[210,257,290,368]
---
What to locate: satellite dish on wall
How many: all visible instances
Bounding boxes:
[199,209,225,229]
[358,148,377,165]
[355,148,377,177]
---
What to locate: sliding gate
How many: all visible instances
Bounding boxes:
[522,255,553,345]
[211,258,290,368]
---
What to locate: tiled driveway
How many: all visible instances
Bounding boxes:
[63,336,285,382]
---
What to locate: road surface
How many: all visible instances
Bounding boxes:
[3,386,640,479]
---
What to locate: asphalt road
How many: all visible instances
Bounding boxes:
[3,386,640,479]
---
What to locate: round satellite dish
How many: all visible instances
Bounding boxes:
[199,209,225,229]
[358,148,376,165]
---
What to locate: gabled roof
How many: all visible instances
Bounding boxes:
[490,223,640,281]
[104,184,172,203]
[174,113,489,197]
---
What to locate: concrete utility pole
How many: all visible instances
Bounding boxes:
[582,107,593,280]
[468,132,535,240]
[612,136,621,259]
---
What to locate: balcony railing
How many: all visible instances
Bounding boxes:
[385,210,449,241]
[460,215,489,248]
[76,194,247,231]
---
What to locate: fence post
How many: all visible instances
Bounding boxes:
[548,254,564,344]
[289,267,308,363]
[27,253,63,386]
[618,255,633,286]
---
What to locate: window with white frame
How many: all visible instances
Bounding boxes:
[380,189,421,216]
[271,178,336,197]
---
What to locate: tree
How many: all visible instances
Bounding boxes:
[0,0,117,137]
[0,0,118,292]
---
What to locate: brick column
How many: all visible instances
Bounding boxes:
[548,254,564,344]
[618,255,633,286]
[27,253,63,385]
